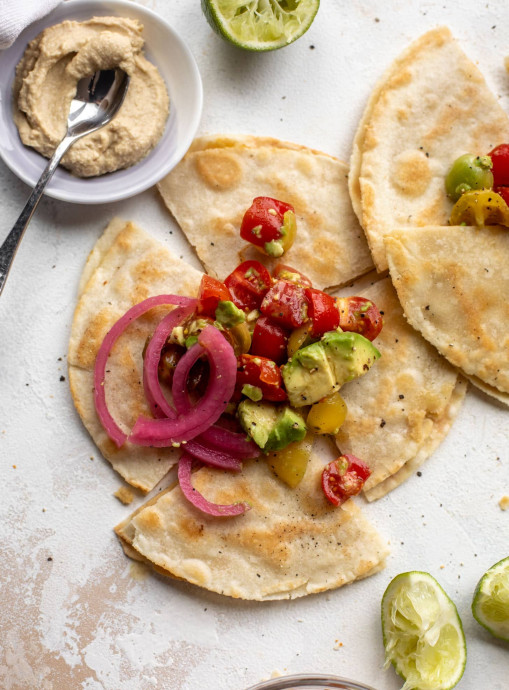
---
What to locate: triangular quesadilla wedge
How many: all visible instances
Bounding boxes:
[157,134,374,291]
[114,449,389,601]
[332,278,466,499]
[68,219,202,492]
[385,225,509,401]
[465,375,509,407]
[349,26,509,271]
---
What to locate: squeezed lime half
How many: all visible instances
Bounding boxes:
[201,0,320,52]
[381,571,466,690]
[472,556,509,641]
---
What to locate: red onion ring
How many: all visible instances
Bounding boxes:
[178,454,250,517]
[199,425,260,459]
[93,294,196,448]
[171,341,204,415]
[143,304,195,419]
[185,440,242,471]
[129,326,237,447]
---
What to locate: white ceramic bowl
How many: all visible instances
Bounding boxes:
[0,0,202,204]
[245,674,377,690]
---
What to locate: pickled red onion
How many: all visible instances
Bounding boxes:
[143,304,195,419]
[129,326,236,447]
[185,440,242,471]
[178,453,250,517]
[172,341,204,416]
[199,425,260,459]
[93,294,196,447]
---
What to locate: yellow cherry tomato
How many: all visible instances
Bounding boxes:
[280,210,297,252]
[307,392,348,435]
[287,323,312,358]
[267,435,313,488]
[449,189,509,227]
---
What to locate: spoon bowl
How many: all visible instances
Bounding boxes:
[0,68,130,296]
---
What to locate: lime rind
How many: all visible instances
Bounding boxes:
[472,556,509,641]
[382,571,466,690]
[202,0,320,52]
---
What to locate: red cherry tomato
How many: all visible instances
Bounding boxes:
[489,144,509,188]
[494,186,509,206]
[305,288,340,337]
[272,263,312,288]
[236,354,287,402]
[250,316,289,365]
[240,197,295,251]
[196,275,232,318]
[335,296,383,341]
[224,260,272,312]
[260,280,309,329]
[321,454,371,506]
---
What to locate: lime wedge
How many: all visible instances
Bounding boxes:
[201,0,320,52]
[381,572,466,690]
[472,556,509,641]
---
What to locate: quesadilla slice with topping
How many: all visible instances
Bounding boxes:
[349,26,509,271]
[68,218,202,492]
[114,449,389,601]
[332,277,466,499]
[158,134,374,291]
[384,225,509,402]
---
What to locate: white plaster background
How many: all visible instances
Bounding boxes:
[0,1,508,688]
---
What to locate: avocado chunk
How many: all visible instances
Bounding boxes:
[215,300,246,328]
[238,400,307,452]
[282,330,381,407]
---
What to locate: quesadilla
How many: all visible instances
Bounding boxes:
[332,277,466,500]
[68,218,202,492]
[115,449,389,601]
[349,26,509,272]
[385,225,509,400]
[158,134,374,291]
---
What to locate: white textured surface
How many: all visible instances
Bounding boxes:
[1,1,508,689]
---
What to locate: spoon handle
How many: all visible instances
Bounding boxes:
[0,135,75,297]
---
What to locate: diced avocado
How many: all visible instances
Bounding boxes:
[241,383,263,402]
[215,300,246,328]
[281,340,338,407]
[321,330,381,384]
[238,400,307,452]
[282,330,381,407]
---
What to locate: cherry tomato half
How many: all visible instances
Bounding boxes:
[236,354,287,402]
[495,186,509,206]
[321,454,371,506]
[224,260,272,312]
[196,275,231,318]
[489,144,509,188]
[305,288,340,337]
[250,316,289,365]
[260,279,309,329]
[272,263,312,288]
[240,197,296,257]
[335,296,383,341]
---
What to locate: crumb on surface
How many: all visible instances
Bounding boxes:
[499,495,509,511]
[114,486,135,505]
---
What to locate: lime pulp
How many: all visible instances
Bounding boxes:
[381,571,466,690]
[201,0,320,52]
[472,556,509,641]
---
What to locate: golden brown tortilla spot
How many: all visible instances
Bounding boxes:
[178,516,207,540]
[195,149,243,190]
[179,559,212,585]
[363,125,378,151]
[415,196,449,226]
[76,306,118,368]
[387,69,412,90]
[396,108,409,122]
[392,150,432,197]
[136,507,163,531]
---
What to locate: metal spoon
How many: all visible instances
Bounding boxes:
[0,68,130,296]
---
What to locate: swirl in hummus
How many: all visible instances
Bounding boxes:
[13,17,169,178]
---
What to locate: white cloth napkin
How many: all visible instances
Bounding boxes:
[0,0,61,49]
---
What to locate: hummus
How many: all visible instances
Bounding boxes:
[13,17,169,177]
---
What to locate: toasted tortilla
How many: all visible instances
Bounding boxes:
[158,134,374,291]
[68,218,202,492]
[333,278,466,498]
[115,449,389,601]
[384,225,509,401]
[349,26,509,271]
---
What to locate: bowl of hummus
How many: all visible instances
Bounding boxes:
[0,0,203,203]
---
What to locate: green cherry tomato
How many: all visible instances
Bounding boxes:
[445,154,494,201]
